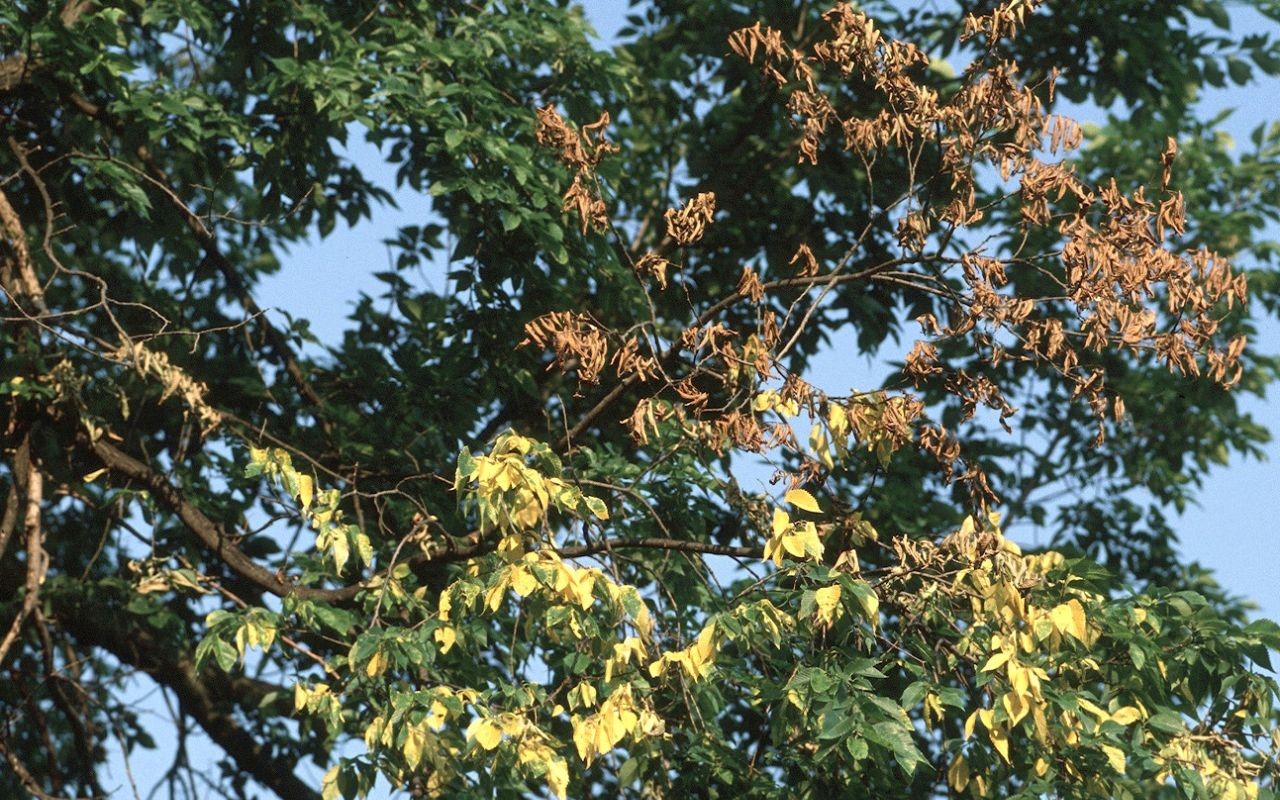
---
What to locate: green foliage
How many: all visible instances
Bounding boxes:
[1,1,1279,799]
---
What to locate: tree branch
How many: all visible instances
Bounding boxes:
[557,262,904,450]
[82,433,357,604]
[0,732,95,800]
[405,533,761,567]
[62,94,334,438]
[557,537,760,560]
[0,184,50,315]
[51,597,318,800]
[0,1,94,95]
[0,446,46,668]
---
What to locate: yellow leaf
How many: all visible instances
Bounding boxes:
[466,718,503,751]
[426,699,448,731]
[785,488,821,513]
[1054,601,1075,640]
[597,708,630,752]
[83,468,108,483]
[1050,600,1088,641]
[683,624,718,680]
[569,682,598,710]
[772,507,790,536]
[498,714,525,736]
[977,708,995,731]
[1032,703,1050,745]
[782,531,808,558]
[1066,598,1087,640]
[321,766,341,800]
[584,494,609,520]
[364,716,384,750]
[330,530,350,575]
[485,578,508,613]
[403,722,427,769]
[988,723,1010,763]
[827,403,849,438]
[1110,706,1142,726]
[763,536,783,567]
[571,715,596,763]
[298,474,314,510]
[1077,697,1109,721]
[365,649,386,678]
[1002,690,1030,726]
[559,565,598,609]
[544,755,570,800]
[1007,662,1031,695]
[434,626,457,655]
[784,522,823,561]
[809,425,834,468]
[814,585,842,626]
[1101,744,1126,774]
[947,754,971,791]
[923,693,944,729]
[510,566,539,597]
[981,650,1011,673]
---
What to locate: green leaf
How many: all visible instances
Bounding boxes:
[1146,710,1185,734]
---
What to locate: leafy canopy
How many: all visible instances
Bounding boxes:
[1,1,1279,799]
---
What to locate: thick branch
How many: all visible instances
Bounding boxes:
[0,185,49,314]
[0,475,20,561]
[82,433,356,603]
[52,599,316,800]
[0,449,46,668]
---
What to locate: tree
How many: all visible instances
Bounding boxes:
[1,0,1279,798]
